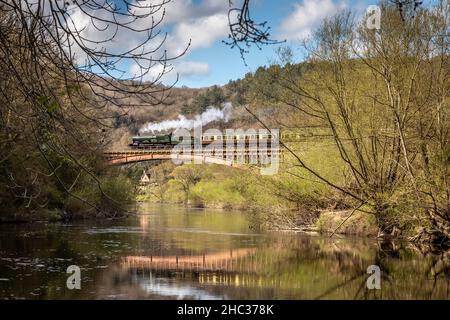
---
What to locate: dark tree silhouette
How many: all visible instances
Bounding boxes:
[390,0,424,20]
[224,0,284,65]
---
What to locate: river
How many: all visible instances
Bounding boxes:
[0,203,449,300]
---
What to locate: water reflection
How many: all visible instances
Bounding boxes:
[123,248,257,272]
[0,204,450,299]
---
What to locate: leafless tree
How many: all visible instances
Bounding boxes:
[245,1,448,239]
[224,0,284,65]
[389,0,424,20]
[0,0,187,215]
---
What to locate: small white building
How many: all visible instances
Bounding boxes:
[140,169,150,184]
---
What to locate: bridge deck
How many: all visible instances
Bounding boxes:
[104,148,281,167]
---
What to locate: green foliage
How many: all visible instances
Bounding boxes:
[144,162,329,228]
[191,179,246,209]
[64,171,135,218]
[181,86,226,115]
[37,95,60,113]
[0,130,136,221]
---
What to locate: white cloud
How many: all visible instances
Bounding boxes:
[132,1,229,83]
[177,61,210,77]
[130,60,210,83]
[280,0,349,42]
[152,0,229,26]
[62,0,228,82]
[166,13,229,55]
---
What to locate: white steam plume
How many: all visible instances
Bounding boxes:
[140,103,233,133]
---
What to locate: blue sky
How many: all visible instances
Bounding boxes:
[70,0,433,88]
[180,1,291,87]
[163,0,372,88]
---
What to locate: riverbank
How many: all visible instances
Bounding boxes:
[0,168,137,224]
[315,210,379,237]
[0,196,439,247]
[0,207,135,224]
[138,162,426,240]
[138,195,383,238]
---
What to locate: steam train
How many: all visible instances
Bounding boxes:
[130,133,194,149]
[129,131,284,149]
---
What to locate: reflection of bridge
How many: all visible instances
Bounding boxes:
[104,149,280,167]
[121,248,302,289]
[122,248,258,272]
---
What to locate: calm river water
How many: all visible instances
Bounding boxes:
[0,203,449,300]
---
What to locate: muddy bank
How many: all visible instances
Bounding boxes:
[0,208,133,224]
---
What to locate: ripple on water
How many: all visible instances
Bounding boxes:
[163,227,264,237]
[84,227,144,235]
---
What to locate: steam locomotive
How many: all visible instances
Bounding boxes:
[130,133,191,149]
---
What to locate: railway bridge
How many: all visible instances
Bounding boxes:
[103,148,281,169]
